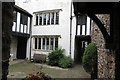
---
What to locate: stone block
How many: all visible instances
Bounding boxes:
[33,54,46,63]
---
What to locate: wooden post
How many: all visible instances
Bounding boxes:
[2,2,14,80]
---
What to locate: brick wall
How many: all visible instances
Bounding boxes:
[91,14,115,78]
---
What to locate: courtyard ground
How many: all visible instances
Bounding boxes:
[8,60,90,79]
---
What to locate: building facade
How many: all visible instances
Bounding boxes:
[10,5,32,60]
[14,0,91,61]
[15,0,76,60]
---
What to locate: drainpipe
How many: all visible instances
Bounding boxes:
[69,0,72,58]
[29,17,32,61]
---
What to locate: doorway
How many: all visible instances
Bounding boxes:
[17,37,27,59]
[74,35,91,64]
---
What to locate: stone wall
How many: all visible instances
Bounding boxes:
[91,14,115,78]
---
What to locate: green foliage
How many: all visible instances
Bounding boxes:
[82,43,97,74]
[58,56,74,68]
[48,48,65,66]
[48,48,74,68]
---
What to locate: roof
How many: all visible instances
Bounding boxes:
[14,5,32,17]
[72,0,120,2]
[33,9,62,14]
[73,2,119,15]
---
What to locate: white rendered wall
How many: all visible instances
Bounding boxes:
[10,37,18,60]
[26,38,30,60]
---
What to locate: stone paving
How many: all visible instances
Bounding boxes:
[8,60,90,78]
[9,59,26,65]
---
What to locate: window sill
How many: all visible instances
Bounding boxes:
[34,24,59,26]
[32,49,52,52]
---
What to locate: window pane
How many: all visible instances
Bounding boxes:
[38,38,41,49]
[36,15,38,25]
[51,13,54,24]
[46,38,49,50]
[42,38,45,50]
[46,13,50,25]
[20,14,23,24]
[55,38,58,49]
[43,14,46,25]
[39,14,42,25]
[56,12,59,24]
[24,15,28,25]
[13,11,17,22]
[50,38,54,50]
[35,38,37,49]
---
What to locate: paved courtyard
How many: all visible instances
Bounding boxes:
[8,60,90,79]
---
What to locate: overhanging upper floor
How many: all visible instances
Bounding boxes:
[12,5,32,38]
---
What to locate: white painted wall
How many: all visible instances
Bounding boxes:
[26,38,31,60]
[10,37,18,60]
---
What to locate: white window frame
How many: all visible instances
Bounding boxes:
[33,37,59,50]
[34,10,60,26]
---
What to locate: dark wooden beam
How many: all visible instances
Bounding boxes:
[76,18,78,35]
[87,13,110,43]
[2,2,14,80]
[75,35,91,41]
[73,2,116,15]
[26,20,28,33]
[12,32,30,38]
[80,25,82,35]
[85,23,87,35]
[90,19,92,34]
[14,5,32,17]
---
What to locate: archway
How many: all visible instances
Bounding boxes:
[74,35,91,64]
[73,2,120,79]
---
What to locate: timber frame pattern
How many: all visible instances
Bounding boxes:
[73,2,120,79]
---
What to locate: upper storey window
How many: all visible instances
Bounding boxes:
[51,12,54,24]
[34,9,61,26]
[39,14,42,25]
[55,12,59,24]
[36,14,38,25]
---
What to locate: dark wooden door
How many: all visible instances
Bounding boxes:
[17,37,27,59]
